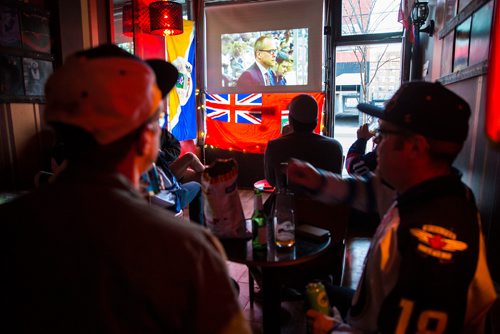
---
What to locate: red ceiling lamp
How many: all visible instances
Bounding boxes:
[149,1,183,36]
[122,3,133,37]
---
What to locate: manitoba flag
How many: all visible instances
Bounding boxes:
[205,92,324,153]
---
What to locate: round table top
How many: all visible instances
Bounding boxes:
[220,236,331,268]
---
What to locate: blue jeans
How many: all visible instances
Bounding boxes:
[172,181,204,226]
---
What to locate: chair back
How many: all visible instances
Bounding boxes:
[273,194,350,290]
[294,195,349,246]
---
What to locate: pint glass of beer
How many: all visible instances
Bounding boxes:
[273,191,295,248]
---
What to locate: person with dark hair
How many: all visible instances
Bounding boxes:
[287,81,496,333]
[142,160,205,225]
[157,127,181,165]
[0,44,250,334]
[236,35,277,88]
[143,126,204,224]
[273,50,293,86]
[155,127,205,183]
[264,94,343,188]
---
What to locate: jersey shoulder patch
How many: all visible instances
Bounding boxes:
[410,224,468,261]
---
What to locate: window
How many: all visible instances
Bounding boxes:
[112,1,134,53]
[341,0,402,36]
[334,43,401,162]
[327,0,403,174]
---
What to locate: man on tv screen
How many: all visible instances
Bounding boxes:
[236,35,277,88]
[274,51,293,85]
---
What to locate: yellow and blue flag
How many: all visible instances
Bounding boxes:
[166,20,196,140]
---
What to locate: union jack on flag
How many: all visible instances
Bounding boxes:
[205,93,263,124]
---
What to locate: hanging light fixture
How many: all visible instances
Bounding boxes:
[411,1,429,26]
[149,0,183,36]
[122,3,133,37]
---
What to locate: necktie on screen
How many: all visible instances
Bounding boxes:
[267,70,275,86]
[264,72,270,86]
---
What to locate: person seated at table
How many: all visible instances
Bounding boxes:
[256,95,345,296]
[142,161,205,226]
[264,94,343,190]
[156,127,205,183]
[287,81,496,333]
[146,60,205,184]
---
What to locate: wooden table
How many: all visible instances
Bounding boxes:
[221,236,331,333]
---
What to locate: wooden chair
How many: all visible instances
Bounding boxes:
[281,195,350,287]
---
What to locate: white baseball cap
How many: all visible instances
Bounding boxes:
[44,44,178,145]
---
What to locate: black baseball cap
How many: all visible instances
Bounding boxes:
[357,81,471,144]
[146,58,179,97]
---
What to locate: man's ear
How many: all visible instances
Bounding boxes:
[409,135,429,156]
[135,127,150,156]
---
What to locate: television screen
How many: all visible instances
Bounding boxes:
[221,28,308,89]
[205,0,323,94]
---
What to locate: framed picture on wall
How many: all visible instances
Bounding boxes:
[0,5,22,48]
[22,57,52,96]
[0,2,53,102]
[469,1,494,66]
[0,54,24,96]
[20,7,50,53]
[440,0,494,82]
[453,17,471,72]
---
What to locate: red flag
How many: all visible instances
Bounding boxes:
[398,0,415,44]
[486,6,500,143]
[205,93,325,154]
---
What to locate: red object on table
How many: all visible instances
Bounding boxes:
[253,179,275,193]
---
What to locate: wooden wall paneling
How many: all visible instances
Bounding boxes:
[80,0,110,48]
[447,76,500,283]
[9,103,46,190]
[0,104,16,191]
[484,156,500,282]
[440,34,455,76]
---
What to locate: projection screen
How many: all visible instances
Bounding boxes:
[205,0,324,94]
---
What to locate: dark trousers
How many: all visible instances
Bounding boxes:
[323,284,355,320]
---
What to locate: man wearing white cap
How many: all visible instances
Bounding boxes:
[0,44,250,334]
[264,94,343,188]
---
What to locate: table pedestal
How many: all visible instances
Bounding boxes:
[221,237,331,334]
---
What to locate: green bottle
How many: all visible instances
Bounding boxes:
[252,188,267,251]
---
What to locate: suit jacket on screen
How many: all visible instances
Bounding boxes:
[236,62,266,88]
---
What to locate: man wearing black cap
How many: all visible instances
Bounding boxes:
[264,94,343,188]
[0,45,250,334]
[287,82,496,333]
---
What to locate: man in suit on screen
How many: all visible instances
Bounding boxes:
[236,35,277,89]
